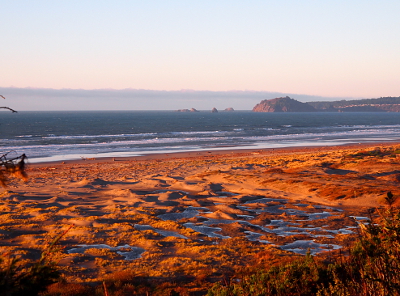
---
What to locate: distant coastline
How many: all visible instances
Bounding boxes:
[253,96,400,112]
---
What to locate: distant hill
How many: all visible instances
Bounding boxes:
[308,96,400,108]
[253,96,316,112]
[252,96,400,112]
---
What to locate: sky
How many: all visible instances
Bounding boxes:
[1,1,400,110]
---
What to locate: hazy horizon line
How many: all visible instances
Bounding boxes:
[0,86,371,111]
[0,86,365,101]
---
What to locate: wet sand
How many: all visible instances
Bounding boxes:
[1,143,399,286]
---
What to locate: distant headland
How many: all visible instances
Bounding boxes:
[253,96,400,112]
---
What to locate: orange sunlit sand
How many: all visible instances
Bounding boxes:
[1,143,399,291]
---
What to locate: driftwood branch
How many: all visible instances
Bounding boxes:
[0,95,18,112]
[0,99,24,187]
[0,152,28,187]
[0,106,18,113]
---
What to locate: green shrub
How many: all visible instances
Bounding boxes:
[208,192,400,296]
[0,225,72,296]
[318,196,400,296]
[0,256,59,296]
[207,252,332,296]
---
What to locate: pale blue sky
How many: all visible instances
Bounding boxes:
[1,1,400,110]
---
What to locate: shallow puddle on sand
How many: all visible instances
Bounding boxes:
[281,240,342,255]
[183,223,231,239]
[350,216,370,221]
[67,244,145,260]
[154,192,361,254]
[244,231,272,244]
[158,208,200,221]
[134,224,188,239]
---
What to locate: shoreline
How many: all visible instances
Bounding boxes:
[28,140,400,168]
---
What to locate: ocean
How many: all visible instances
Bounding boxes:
[1,111,400,163]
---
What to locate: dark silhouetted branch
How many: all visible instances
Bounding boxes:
[0,95,18,112]
[0,106,18,113]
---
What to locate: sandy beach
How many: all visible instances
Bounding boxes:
[1,142,399,291]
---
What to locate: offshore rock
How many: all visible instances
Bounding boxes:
[211,107,218,113]
[224,107,235,112]
[177,108,200,112]
[253,96,316,112]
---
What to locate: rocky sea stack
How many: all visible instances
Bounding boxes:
[252,96,316,112]
[177,108,200,112]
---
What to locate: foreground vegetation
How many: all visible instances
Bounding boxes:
[208,192,400,296]
[0,226,72,296]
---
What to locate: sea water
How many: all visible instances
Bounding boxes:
[1,110,400,163]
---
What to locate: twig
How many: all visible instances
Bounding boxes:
[103,281,109,296]
[40,224,75,264]
[0,106,17,113]
[0,95,17,112]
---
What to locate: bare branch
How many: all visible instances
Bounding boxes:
[0,99,24,187]
[0,95,17,112]
[1,106,18,113]
[0,152,28,187]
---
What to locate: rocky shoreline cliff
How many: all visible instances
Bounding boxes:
[253,96,316,112]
